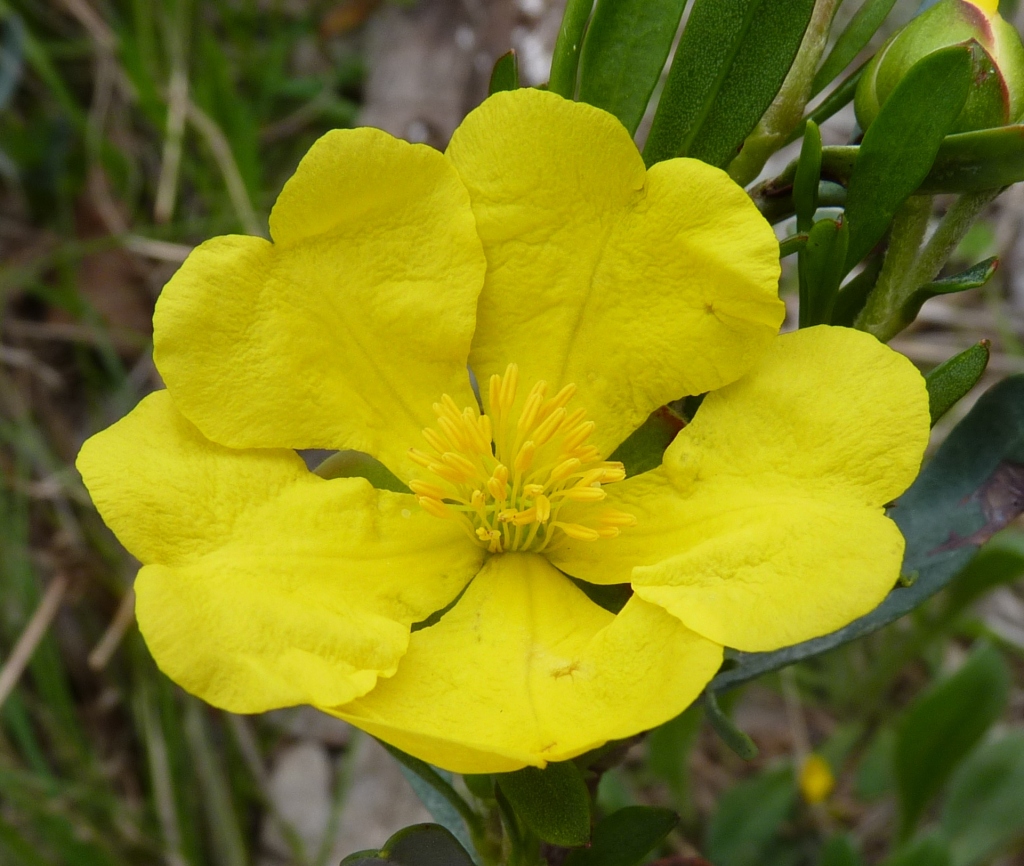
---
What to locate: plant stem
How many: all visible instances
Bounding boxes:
[856,195,933,337]
[728,0,841,186]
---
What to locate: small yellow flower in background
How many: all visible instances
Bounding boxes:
[799,754,836,806]
[77,89,930,773]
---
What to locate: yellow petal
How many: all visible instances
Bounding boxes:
[333,552,722,773]
[77,391,484,712]
[154,127,486,481]
[551,326,929,652]
[446,89,783,457]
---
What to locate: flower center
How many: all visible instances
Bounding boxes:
[408,364,636,553]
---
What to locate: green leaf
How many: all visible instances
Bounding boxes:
[496,762,591,847]
[941,733,1024,866]
[340,823,476,866]
[711,374,1024,691]
[855,726,896,802]
[564,807,678,866]
[643,0,815,167]
[705,765,796,866]
[779,233,808,258]
[919,125,1024,194]
[703,691,758,760]
[925,340,991,426]
[894,644,1010,837]
[488,50,519,95]
[787,63,865,147]
[794,120,821,233]
[577,0,687,134]
[0,13,25,114]
[830,254,883,326]
[904,259,999,346]
[799,216,848,327]
[821,835,865,866]
[379,742,482,857]
[943,531,1024,621]
[881,836,952,866]
[314,450,410,492]
[549,0,596,97]
[648,705,702,797]
[811,0,899,97]
[843,45,972,271]
[609,406,684,477]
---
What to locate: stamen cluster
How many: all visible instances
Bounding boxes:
[409,364,636,553]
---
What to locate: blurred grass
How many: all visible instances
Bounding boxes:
[0,1,366,863]
[1,1,1024,865]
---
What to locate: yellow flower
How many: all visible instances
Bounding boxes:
[77,89,930,774]
[799,754,836,805]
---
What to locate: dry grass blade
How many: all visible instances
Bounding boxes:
[0,573,69,711]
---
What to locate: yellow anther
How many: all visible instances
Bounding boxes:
[601,509,638,527]
[511,508,537,526]
[573,445,602,464]
[409,480,449,499]
[517,382,549,432]
[532,407,567,446]
[553,522,601,541]
[488,373,502,417]
[514,441,536,473]
[418,496,451,519]
[415,371,634,552]
[562,420,596,452]
[549,458,582,483]
[408,448,436,469]
[477,414,492,447]
[499,364,519,412]
[441,452,478,478]
[575,468,606,488]
[421,427,450,454]
[599,463,626,483]
[559,486,607,502]
[437,416,471,451]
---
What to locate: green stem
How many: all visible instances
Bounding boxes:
[855,195,933,337]
[856,189,1000,340]
[728,0,842,186]
[548,0,594,98]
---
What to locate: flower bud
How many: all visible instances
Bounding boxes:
[855,0,1024,132]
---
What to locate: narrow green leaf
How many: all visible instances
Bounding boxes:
[830,254,883,326]
[703,691,758,760]
[811,0,899,97]
[895,644,1010,837]
[379,742,482,854]
[920,124,1024,194]
[787,63,865,146]
[549,0,595,97]
[496,762,591,847]
[0,13,25,113]
[314,450,410,492]
[577,0,687,134]
[648,706,702,797]
[488,50,519,95]
[705,765,795,866]
[643,0,815,167]
[711,374,1024,691]
[779,233,808,258]
[844,46,972,271]
[904,258,999,339]
[565,807,678,866]
[799,216,849,327]
[608,406,684,477]
[926,341,991,426]
[941,733,1024,866]
[821,835,865,866]
[794,120,822,233]
[882,836,952,866]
